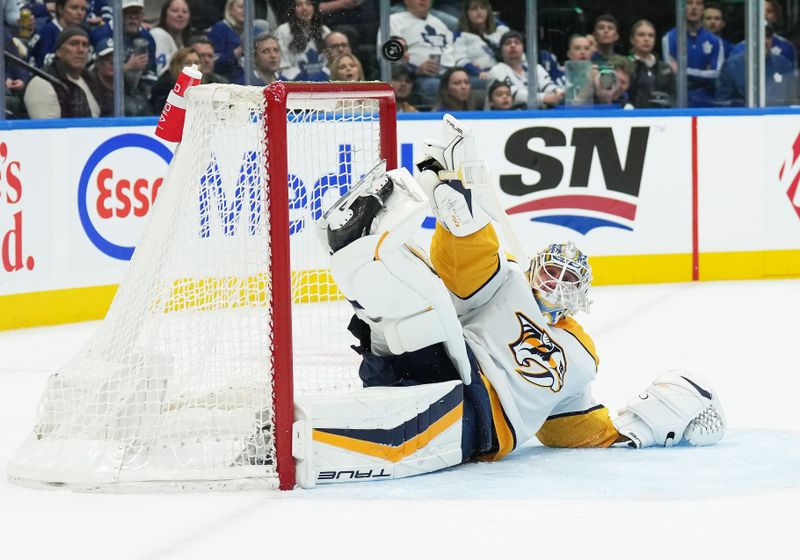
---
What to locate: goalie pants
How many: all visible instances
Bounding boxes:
[347,315,497,461]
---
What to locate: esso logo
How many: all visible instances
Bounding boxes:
[78,134,173,260]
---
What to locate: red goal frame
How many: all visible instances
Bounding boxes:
[263,82,398,490]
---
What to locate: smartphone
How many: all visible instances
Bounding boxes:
[132,37,149,57]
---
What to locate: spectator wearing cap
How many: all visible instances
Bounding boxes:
[24,25,102,119]
[253,33,286,85]
[662,0,724,107]
[90,0,158,90]
[29,0,89,68]
[390,64,418,112]
[88,36,115,115]
[715,23,796,106]
[89,36,152,116]
[383,0,456,107]
[487,30,563,108]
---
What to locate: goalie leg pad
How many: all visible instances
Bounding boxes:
[329,217,472,383]
[613,372,726,448]
[293,380,466,488]
[331,239,471,383]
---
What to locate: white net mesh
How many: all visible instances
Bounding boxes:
[8,84,387,490]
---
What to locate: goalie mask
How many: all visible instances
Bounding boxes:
[527,241,592,324]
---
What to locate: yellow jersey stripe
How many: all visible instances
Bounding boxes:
[536,405,619,448]
[474,373,516,461]
[430,223,501,299]
[312,403,463,462]
[555,316,599,367]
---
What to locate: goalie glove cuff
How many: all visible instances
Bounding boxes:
[613,411,654,448]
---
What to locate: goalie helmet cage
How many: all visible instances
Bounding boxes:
[7,82,397,492]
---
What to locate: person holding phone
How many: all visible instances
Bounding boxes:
[90,0,158,90]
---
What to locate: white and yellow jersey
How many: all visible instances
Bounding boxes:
[430,222,619,458]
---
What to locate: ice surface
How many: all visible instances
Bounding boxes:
[1,279,798,560]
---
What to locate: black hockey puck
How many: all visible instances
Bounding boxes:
[381,39,405,62]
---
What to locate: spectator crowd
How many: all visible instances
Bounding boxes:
[2,0,798,119]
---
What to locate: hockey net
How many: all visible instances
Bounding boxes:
[7,82,397,491]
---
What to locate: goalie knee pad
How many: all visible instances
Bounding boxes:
[613,372,726,448]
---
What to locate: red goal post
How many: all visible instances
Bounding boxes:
[265,82,398,490]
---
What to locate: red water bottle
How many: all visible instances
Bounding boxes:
[155,64,202,143]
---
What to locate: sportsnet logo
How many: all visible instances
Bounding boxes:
[499,126,650,234]
[778,131,800,220]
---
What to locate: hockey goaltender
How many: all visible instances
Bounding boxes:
[291,113,726,488]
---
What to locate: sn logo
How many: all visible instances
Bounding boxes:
[499,126,650,196]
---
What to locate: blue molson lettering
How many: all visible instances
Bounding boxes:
[289,144,353,234]
[199,150,262,238]
[198,144,354,238]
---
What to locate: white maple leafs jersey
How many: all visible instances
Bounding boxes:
[430,222,613,456]
[388,11,456,68]
[275,22,332,81]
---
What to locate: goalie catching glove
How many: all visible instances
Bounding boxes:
[613,372,726,448]
[416,113,499,237]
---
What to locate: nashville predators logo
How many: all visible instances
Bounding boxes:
[508,311,566,392]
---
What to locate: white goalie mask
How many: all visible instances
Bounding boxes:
[527,241,592,324]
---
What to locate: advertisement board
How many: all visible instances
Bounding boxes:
[1,109,799,328]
